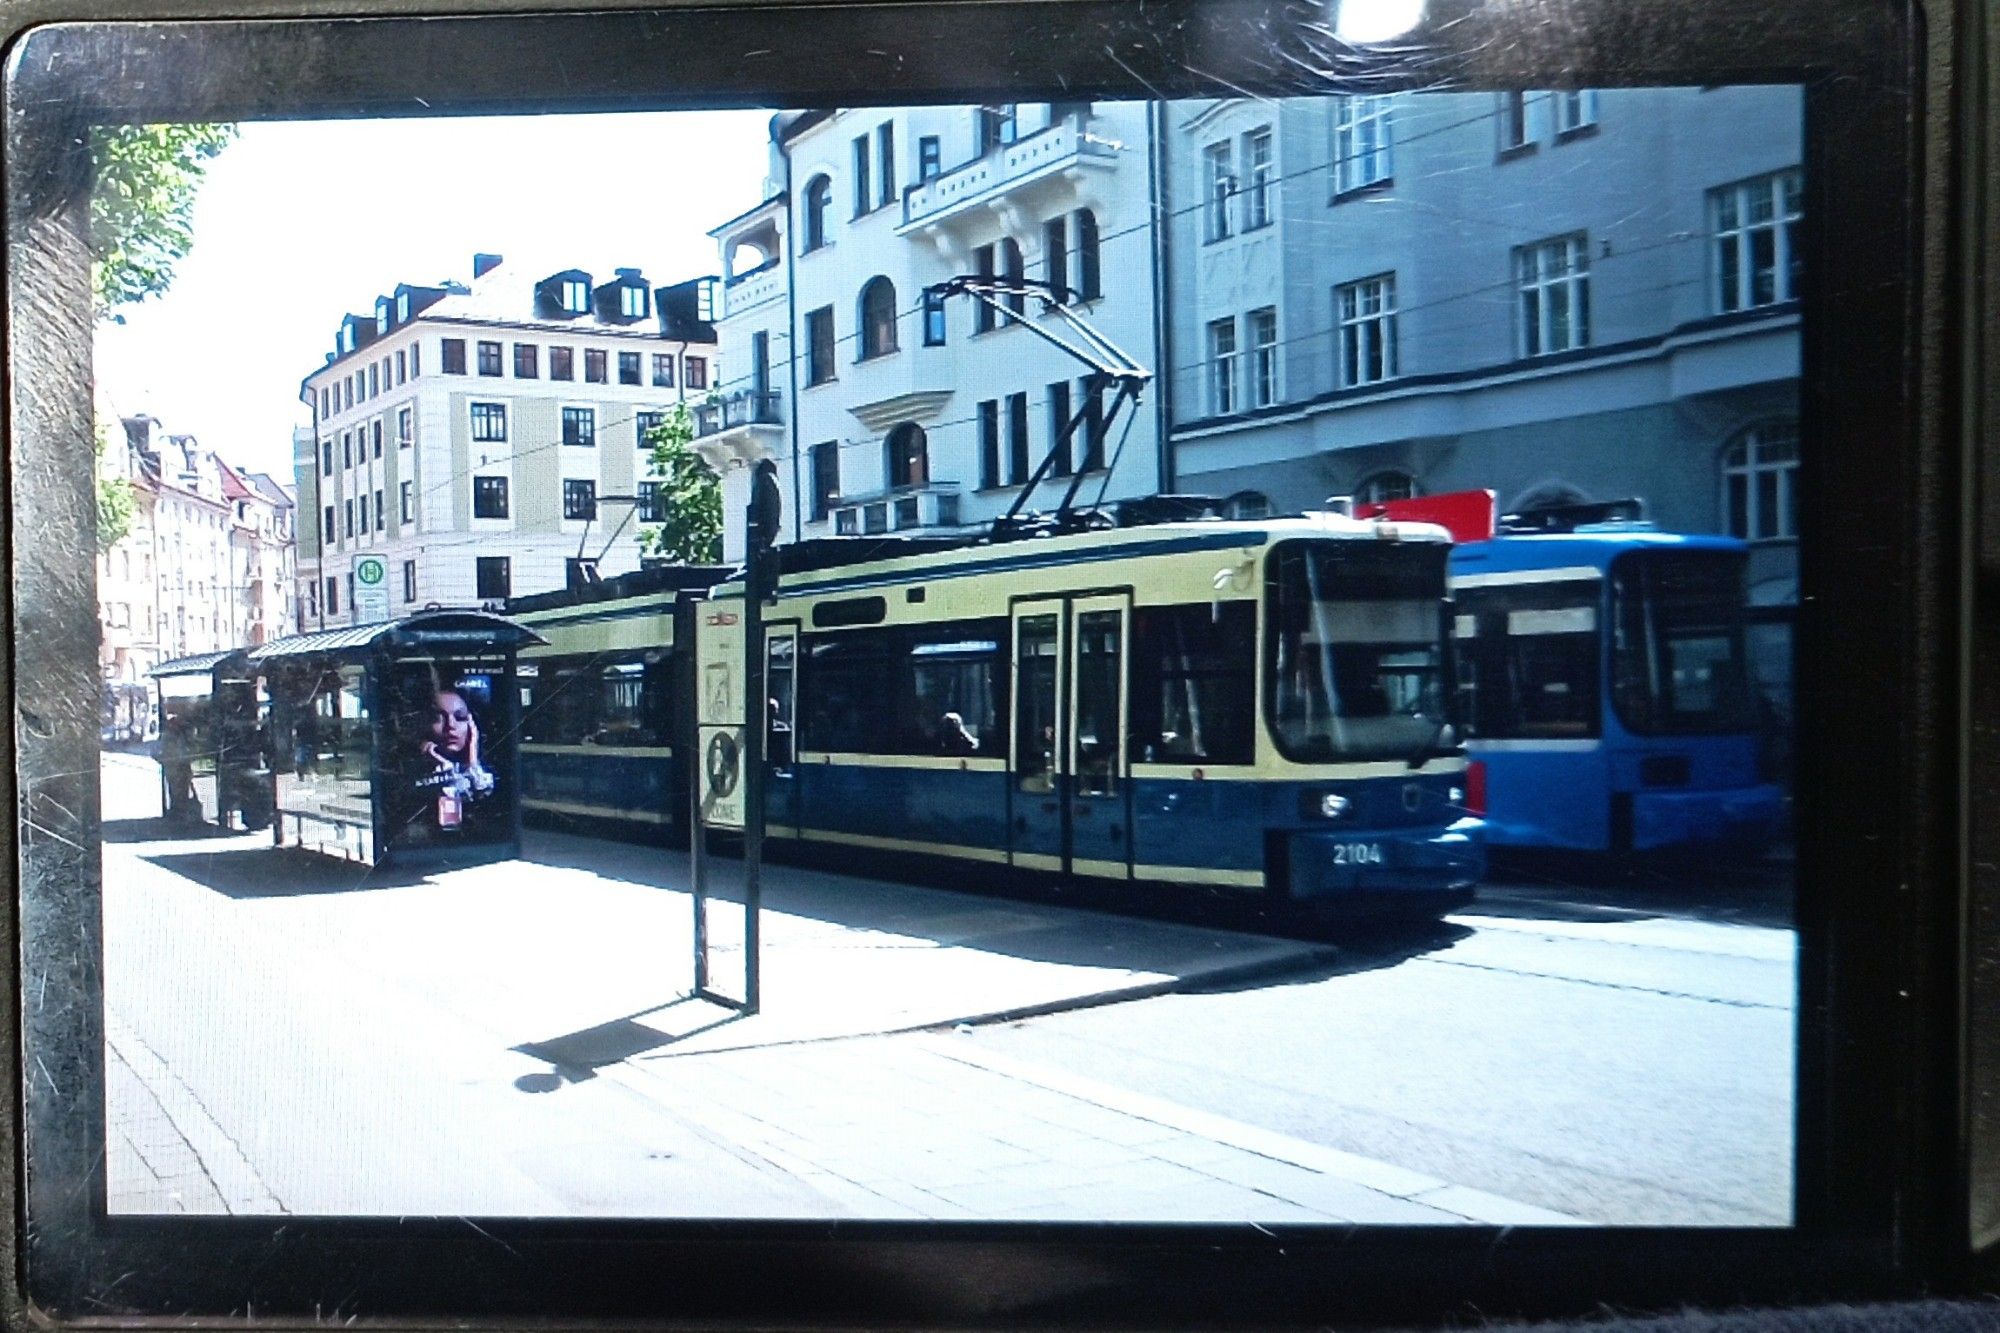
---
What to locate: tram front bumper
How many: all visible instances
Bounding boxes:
[1284,817,1485,900]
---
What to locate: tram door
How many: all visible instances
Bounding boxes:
[1009,594,1132,879]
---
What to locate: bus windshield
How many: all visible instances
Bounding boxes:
[1608,549,1756,735]
[1265,540,1452,763]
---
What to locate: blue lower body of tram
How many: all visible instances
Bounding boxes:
[1471,735,1783,854]
[519,744,682,842]
[765,760,1482,907]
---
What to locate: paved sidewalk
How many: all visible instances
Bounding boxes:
[102,754,1577,1223]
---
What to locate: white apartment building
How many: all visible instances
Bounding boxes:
[295,255,719,625]
[700,102,1164,560]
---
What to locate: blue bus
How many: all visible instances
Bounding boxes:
[1447,523,1785,855]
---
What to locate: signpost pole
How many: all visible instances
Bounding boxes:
[740,459,781,1016]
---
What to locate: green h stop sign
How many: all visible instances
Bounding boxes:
[356,557,385,585]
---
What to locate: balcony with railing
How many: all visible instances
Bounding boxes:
[691,389,785,470]
[826,482,966,536]
[898,114,1121,235]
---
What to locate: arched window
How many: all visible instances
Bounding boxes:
[802,175,832,253]
[886,422,929,490]
[1354,471,1418,504]
[1223,490,1272,520]
[1074,209,1101,301]
[1721,420,1798,540]
[858,276,898,360]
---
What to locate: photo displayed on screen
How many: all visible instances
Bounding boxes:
[88,85,1802,1230]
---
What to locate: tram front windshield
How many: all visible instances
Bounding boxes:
[1608,549,1756,735]
[1266,540,1451,763]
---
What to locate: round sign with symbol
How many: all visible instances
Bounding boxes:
[356,557,386,586]
[705,731,740,799]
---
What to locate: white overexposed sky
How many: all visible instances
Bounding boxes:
[93,109,776,480]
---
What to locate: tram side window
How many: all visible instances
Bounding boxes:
[801,621,1006,756]
[1456,583,1602,740]
[804,632,900,754]
[520,655,594,744]
[910,621,1005,755]
[1129,602,1256,764]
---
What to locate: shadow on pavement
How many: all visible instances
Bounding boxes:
[1179,919,1475,995]
[103,816,245,844]
[1475,849,1796,930]
[514,1000,745,1087]
[141,847,432,897]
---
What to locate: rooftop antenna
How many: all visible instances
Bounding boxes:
[925,275,1153,541]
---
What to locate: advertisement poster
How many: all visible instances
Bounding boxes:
[694,602,745,831]
[383,659,510,851]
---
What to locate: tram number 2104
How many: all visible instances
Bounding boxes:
[1330,842,1387,866]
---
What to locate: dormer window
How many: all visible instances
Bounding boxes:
[375,299,391,335]
[619,285,647,319]
[562,279,589,313]
[397,292,411,321]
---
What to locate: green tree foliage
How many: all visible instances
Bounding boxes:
[95,422,135,553]
[640,404,724,565]
[90,123,236,317]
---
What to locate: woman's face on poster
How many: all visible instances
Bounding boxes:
[429,690,474,756]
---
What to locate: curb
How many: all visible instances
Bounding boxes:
[914,1034,1585,1227]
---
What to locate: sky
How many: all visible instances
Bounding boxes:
[93,109,775,480]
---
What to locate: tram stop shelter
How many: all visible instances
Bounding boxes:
[249,611,543,872]
[148,647,264,831]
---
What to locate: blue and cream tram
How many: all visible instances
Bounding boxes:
[1448,519,1785,855]
[693,512,1485,917]
[507,565,730,843]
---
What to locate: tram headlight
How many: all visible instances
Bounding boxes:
[1448,786,1465,806]
[1318,793,1352,820]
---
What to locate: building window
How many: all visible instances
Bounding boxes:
[343,499,355,538]
[584,349,607,383]
[372,420,383,458]
[562,406,597,447]
[1713,170,1803,313]
[973,244,996,333]
[803,174,832,251]
[396,349,407,384]
[323,505,335,542]
[1000,239,1026,318]
[563,478,598,520]
[1203,140,1235,241]
[514,343,539,378]
[1077,377,1106,471]
[1355,471,1417,503]
[852,134,872,216]
[923,288,948,345]
[321,441,333,475]
[1207,317,1238,414]
[1046,380,1073,477]
[1553,89,1598,135]
[1498,91,1531,153]
[476,557,511,601]
[919,135,941,181]
[978,399,1000,489]
[400,480,414,523]
[1517,234,1590,355]
[636,411,666,447]
[1722,420,1798,540]
[560,279,589,313]
[398,406,412,447]
[806,306,836,385]
[1244,127,1274,229]
[1248,306,1278,407]
[1007,391,1030,484]
[885,422,928,489]
[620,285,647,319]
[653,353,674,387]
[1333,95,1395,195]
[1044,216,1068,297]
[550,347,574,381]
[618,351,641,385]
[877,122,896,209]
[343,433,353,467]
[367,363,379,398]
[685,357,707,390]
[1337,274,1398,386]
[402,560,416,603]
[471,401,508,442]
[1076,209,1101,301]
[473,476,509,519]
[858,276,898,359]
[325,576,338,615]
[319,388,330,416]
[637,480,666,522]
[977,104,1017,154]
[374,489,385,531]
[476,340,502,376]
[811,441,840,519]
